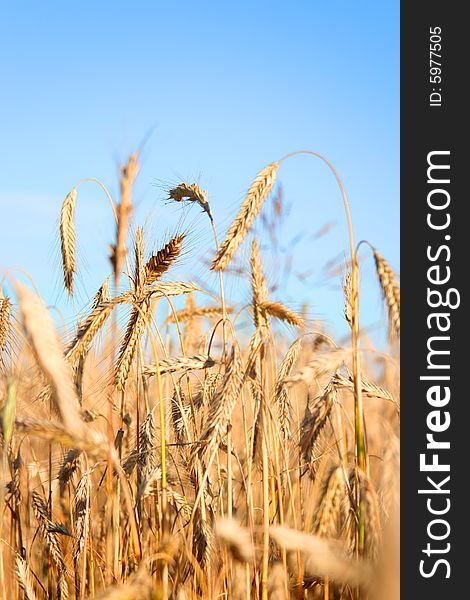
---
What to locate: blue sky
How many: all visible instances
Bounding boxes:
[0,1,399,342]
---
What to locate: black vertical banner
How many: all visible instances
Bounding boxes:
[401,3,467,597]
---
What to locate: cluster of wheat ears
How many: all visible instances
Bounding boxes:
[0,150,399,600]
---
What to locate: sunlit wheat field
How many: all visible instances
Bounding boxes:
[0,150,399,600]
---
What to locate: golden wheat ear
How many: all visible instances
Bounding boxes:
[110,152,139,282]
[212,161,279,271]
[351,469,383,563]
[215,518,254,564]
[168,182,213,220]
[250,238,269,332]
[198,345,244,462]
[260,300,305,328]
[59,188,77,295]
[0,293,12,364]
[65,299,114,367]
[269,526,372,588]
[134,227,146,292]
[144,233,185,285]
[115,299,150,390]
[372,248,400,339]
[274,337,303,440]
[313,466,349,539]
[15,282,84,436]
[15,555,38,600]
[300,382,336,468]
[31,491,69,597]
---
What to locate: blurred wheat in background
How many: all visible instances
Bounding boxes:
[0,150,399,600]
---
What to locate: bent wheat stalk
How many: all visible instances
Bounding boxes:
[168,182,213,221]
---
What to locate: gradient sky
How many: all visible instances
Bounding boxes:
[0,1,399,342]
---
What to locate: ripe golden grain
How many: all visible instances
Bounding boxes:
[59,188,77,295]
[211,162,279,270]
[3,152,399,600]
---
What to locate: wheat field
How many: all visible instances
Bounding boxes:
[0,150,399,600]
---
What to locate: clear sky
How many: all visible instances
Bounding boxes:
[0,1,399,342]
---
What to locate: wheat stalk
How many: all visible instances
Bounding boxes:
[215,518,254,563]
[314,466,348,538]
[137,465,163,501]
[142,281,198,299]
[65,301,114,367]
[193,507,217,571]
[268,561,287,600]
[193,372,223,410]
[73,472,91,563]
[115,281,198,306]
[211,162,279,270]
[270,526,372,588]
[86,573,154,600]
[168,182,213,220]
[122,410,156,475]
[115,284,199,389]
[72,276,110,398]
[274,337,302,439]
[134,412,159,502]
[15,282,83,436]
[198,346,243,461]
[352,469,382,562]
[59,188,77,295]
[260,301,304,328]
[250,368,263,464]
[0,293,12,367]
[115,299,151,390]
[285,347,351,385]
[134,227,146,293]
[343,272,353,328]
[300,382,336,467]
[4,151,401,600]
[93,277,111,308]
[167,305,231,323]
[15,416,106,456]
[379,431,400,521]
[32,491,69,593]
[170,383,190,444]
[111,152,139,282]
[59,448,82,499]
[143,355,217,377]
[15,555,38,600]
[250,239,269,333]
[373,248,400,338]
[333,372,393,402]
[145,234,185,285]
